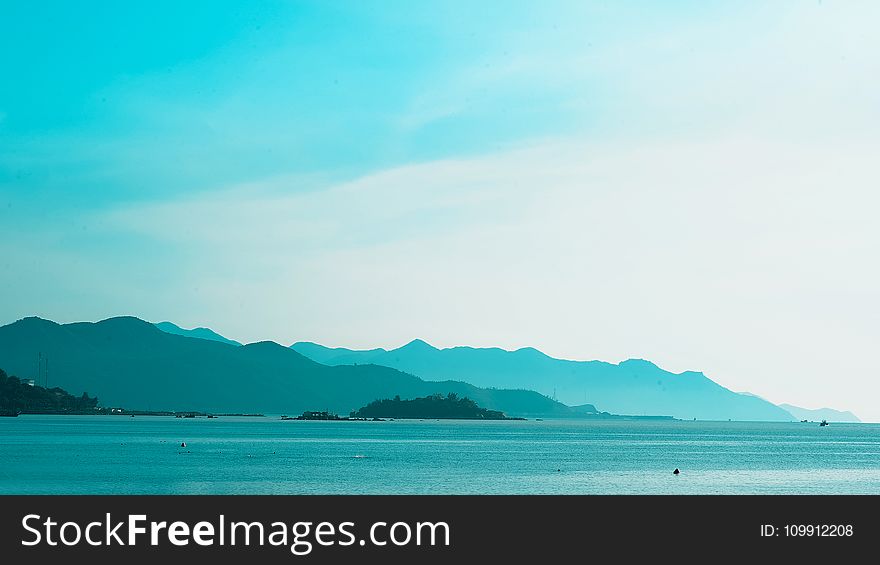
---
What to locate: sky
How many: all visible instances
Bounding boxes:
[1,1,879,420]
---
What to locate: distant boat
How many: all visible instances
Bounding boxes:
[819,419,829,427]
[293,411,344,420]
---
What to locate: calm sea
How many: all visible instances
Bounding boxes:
[1,415,879,494]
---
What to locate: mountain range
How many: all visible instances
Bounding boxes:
[290,340,796,421]
[0,316,854,421]
[0,317,585,417]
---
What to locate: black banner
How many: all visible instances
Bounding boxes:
[1,496,875,563]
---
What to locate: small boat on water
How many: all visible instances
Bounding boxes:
[819,419,829,427]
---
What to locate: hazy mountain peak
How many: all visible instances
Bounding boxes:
[69,316,163,335]
[10,316,60,328]
[97,315,155,327]
[155,321,241,346]
[243,340,292,352]
[514,346,551,359]
[399,338,437,351]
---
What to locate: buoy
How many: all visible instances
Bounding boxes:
[181,442,186,448]
[673,468,680,475]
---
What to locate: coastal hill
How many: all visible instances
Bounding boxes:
[292,340,795,422]
[0,367,99,414]
[0,317,587,418]
[351,393,513,420]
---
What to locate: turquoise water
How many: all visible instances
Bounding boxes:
[1,415,879,494]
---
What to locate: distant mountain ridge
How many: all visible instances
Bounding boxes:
[155,321,241,346]
[779,404,860,423]
[0,317,587,418]
[5,316,853,422]
[292,340,797,422]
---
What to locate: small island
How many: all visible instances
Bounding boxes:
[350,393,522,420]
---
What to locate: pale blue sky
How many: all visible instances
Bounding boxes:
[2,1,879,419]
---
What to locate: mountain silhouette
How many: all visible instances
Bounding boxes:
[155,321,242,346]
[0,317,585,417]
[291,341,796,421]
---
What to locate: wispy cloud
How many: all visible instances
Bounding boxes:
[90,133,880,416]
